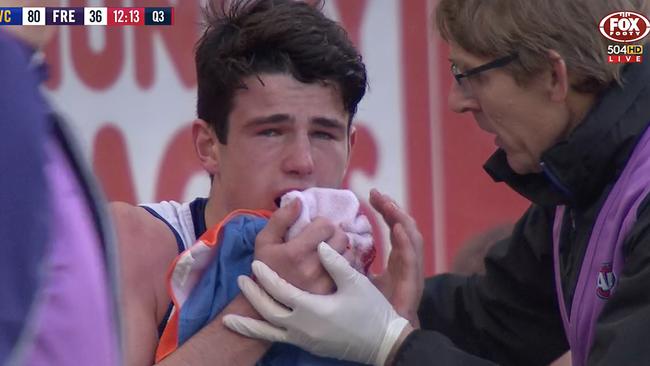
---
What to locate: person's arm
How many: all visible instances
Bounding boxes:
[111,202,167,366]
[157,294,270,366]
[224,243,499,366]
[586,194,650,365]
[221,189,429,365]
[224,243,411,366]
[418,205,568,365]
[111,203,271,366]
[113,199,348,366]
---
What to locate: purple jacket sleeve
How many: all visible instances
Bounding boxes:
[0,30,52,363]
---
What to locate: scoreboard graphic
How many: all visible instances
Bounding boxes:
[0,7,173,26]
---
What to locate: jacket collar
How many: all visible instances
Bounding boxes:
[484,58,650,208]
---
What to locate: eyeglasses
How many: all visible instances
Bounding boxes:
[451,53,518,96]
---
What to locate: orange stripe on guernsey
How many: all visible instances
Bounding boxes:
[155,209,272,362]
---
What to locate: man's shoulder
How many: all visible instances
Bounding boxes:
[109,201,179,272]
[110,201,163,237]
[110,202,181,362]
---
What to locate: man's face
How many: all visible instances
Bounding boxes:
[447,43,571,174]
[212,73,353,216]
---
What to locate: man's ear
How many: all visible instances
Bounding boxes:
[547,49,569,102]
[347,125,357,161]
[349,125,357,150]
[192,119,220,176]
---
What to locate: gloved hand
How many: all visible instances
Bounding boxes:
[223,242,410,366]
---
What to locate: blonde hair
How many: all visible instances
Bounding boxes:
[436,0,650,93]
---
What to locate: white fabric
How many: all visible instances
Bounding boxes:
[281,188,373,272]
[223,243,409,366]
[140,200,196,251]
[141,200,200,307]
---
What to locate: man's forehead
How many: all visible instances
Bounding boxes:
[232,74,348,118]
[243,113,346,129]
[238,73,339,93]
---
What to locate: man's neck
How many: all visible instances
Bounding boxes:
[204,196,227,230]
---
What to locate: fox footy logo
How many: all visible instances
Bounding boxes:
[596,263,617,299]
[599,11,650,43]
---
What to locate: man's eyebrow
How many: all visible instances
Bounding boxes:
[244,114,293,128]
[312,117,347,132]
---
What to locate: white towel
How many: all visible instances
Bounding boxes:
[280,187,375,273]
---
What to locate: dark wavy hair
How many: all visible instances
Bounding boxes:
[196,0,367,144]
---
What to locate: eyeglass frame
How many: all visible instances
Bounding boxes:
[451,53,519,85]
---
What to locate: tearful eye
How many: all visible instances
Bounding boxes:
[312,131,335,140]
[259,129,280,137]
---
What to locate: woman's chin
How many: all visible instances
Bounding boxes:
[506,154,540,175]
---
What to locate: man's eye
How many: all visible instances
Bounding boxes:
[312,131,335,140]
[259,129,280,137]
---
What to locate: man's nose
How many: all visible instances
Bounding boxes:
[282,134,314,177]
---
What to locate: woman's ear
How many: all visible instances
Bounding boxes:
[547,49,570,102]
[192,119,220,176]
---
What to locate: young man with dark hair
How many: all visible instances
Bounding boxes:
[111,1,421,365]
[225,1,650,365]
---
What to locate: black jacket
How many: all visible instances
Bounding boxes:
[393,58,650,366]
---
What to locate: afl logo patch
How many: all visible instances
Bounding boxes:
[596,263,617,299]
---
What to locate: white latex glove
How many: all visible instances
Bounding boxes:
[223,242,409,366]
